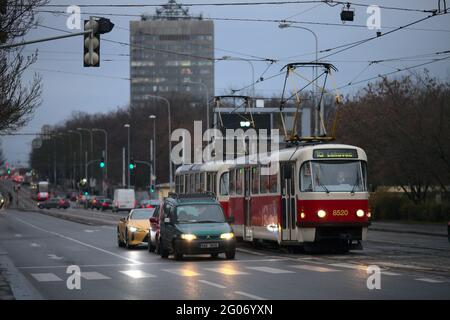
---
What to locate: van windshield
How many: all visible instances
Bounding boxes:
[176,204,225,223]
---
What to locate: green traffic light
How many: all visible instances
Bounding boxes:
[100,162,105,168]
[129,164,134,170]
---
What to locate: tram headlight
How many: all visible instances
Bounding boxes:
[356,209,365,218]
[300,212,305,219]
[367,211,372,218]
[317,210,326,218]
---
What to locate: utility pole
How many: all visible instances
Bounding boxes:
[122,147,126,188]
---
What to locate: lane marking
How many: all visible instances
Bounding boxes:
[31,273,62,282]
[246,266,294,274]
[329,263,367,271]
[119,270,155,279]
[382,271,401,276]
[163,268,203,277]
[236,248,265,256]
[12,216,142,265]
[372,261,432,271]
[291,264,340,273]
[198,280,227,289]
[415,278,445,284]
[30,243,40,248]
[81,272,111,280]
[14,234,22,238]
[47,254,63,260]
[234,291,266,300]
[205,267,249,275]
[84,229,100,233]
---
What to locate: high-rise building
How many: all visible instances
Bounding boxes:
[130,0,214,107]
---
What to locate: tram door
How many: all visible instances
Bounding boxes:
[281,162,297,241]
[243,167,253,241]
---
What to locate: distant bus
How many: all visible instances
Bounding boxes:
[36,181,50,201]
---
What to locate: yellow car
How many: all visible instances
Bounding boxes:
[117,208,155,248]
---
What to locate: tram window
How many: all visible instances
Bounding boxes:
[185,175,190,193]
[212,173,217,194]
[229,170,235,195]
[219,172,229,196]
[200,173,205,192]
[175,176,179,193]
[269,172,278,193]
[190,174,195,193]
[251,167,259,194]
[260,169,269,194]
[236,168,243,195]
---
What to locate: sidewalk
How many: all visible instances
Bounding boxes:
[369,221,448,237]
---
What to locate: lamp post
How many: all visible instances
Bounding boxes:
[144,95,172,191]
[124,124,130,189]
[68,130,83,182]
[278,22,319,136]
[219,56,255,107]
[77,128,93,183]
[183,81,210,129]
[149,115,156,196]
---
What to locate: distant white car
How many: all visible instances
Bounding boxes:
[113,189,136,212]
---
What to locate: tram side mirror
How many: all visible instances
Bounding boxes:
[282,165,292,180]
[164,217,171,224]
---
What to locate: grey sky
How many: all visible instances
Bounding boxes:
[2,0,450,166]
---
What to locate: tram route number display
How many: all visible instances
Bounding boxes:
[313,149,358,159]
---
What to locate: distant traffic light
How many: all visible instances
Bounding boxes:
[129,159,136,170]
[83,17,114,67]
[150,185,155,193]
[7,168,11,175]
[99,157,105,168]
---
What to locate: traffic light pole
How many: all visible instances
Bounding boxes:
[0,30,91,49]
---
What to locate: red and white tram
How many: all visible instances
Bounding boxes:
[175,143,370,251]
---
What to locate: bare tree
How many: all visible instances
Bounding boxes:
[0,0,47,132]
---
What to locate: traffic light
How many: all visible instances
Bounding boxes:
[84,19,100,67]
[129,159,136,170]
[7,168,11,175]
[99,157,105,168]
[150,185,155,193]
[83,17,114,67]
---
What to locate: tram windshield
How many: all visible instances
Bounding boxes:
[300,161,367,192]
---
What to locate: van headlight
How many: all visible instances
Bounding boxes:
[356,209,365,218]
[181,234,197,241]
[129,227,138,232]
[220,232,234,240]
[317,210,326,218]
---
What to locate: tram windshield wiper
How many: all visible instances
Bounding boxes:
[350,175,361,194]
[315,178,330,193]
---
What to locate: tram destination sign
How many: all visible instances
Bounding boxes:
[313,149,358,159]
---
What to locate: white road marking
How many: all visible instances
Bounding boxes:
[81,272,111,280]
[119,270,155,279]
[205,267,249,275]
[329,263,367,270]
[372,261,432,271]
[30,243,40,247]
[198,280,227,289]
[84,229,100,233]
[234,291,266,300]
[415,278,445,283]
[246,266,294,274]
[13,216,142,265]
[31,273,62,282]
[163,268,202,277]
[382,271,401,276]
[292,264,340,273]
[14,234,22,238]
[47,254,63,260]
[236,248,265,256]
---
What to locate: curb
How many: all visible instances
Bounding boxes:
[22,208,118,226]
[369,227,447,238]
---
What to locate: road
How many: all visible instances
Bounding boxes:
[0,181,449,300]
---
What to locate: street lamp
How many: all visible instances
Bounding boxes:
[149,115,156,196]
[278,22,320,136]
[77,128,93,182]
[68,130,83,182]
[144,95,172,191]
[124,124,130,189]
[182,81,210,129]
[219,56,255,107]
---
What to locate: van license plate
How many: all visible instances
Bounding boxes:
[201,243,219,249]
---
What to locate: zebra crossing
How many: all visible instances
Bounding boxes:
[29,261,449,284]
